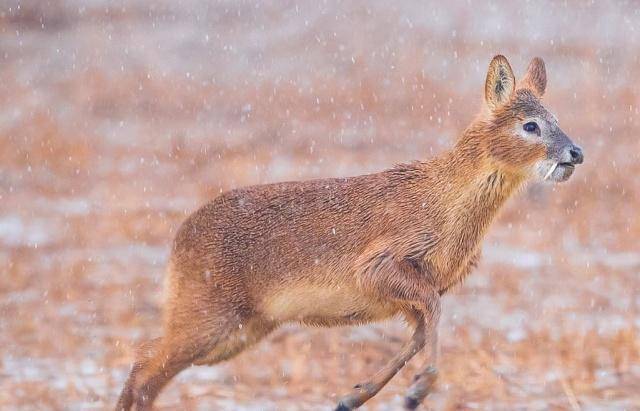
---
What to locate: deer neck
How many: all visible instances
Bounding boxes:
[427,127,526,269]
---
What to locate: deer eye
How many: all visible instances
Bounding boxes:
[523,122,539,133]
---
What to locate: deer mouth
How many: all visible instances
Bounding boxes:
[558,162,575,170]
[555,163,576,182]
[543,162,576,182]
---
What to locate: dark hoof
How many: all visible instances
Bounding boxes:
[334,404,351,411]
[404,396,420,410]
[423,365,438,376]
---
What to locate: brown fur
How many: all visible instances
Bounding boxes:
[115,55,575,410]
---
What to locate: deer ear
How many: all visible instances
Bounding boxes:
[520,57,547,97]
[485,55,515,110]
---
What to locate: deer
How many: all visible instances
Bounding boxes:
[116,55,584,411]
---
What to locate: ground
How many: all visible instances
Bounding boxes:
[0,1,639,410]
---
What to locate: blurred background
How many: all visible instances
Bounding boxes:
[1,0,639,410]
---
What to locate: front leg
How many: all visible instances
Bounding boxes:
[334,256,441,410]
[404,326,439,409]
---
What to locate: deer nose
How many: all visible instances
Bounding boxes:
[568,145,583,165]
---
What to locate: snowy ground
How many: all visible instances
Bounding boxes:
[1,1,639,410]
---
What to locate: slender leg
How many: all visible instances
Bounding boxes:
[116,331,220,411]
[334,256,441,410]
[334,310,426,410]
[404,326,439,409]
[115,318,277,411]
[116,338,162,411]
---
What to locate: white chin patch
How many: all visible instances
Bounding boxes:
[543,162,558,180]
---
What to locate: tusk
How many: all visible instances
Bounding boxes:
[544,162,558,180]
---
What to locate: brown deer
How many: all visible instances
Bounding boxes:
[116,55,583,411]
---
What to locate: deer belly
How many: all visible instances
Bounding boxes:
[261,284,398,326]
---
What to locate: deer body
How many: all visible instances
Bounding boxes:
[117,56,583,410]
[172,143,513,325]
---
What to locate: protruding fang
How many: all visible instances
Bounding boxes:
[544,163,558,180]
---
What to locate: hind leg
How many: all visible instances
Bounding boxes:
[115,329,217,411]
[115,317,276,411]
[193,317,277,365]
[116,337,162,411]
